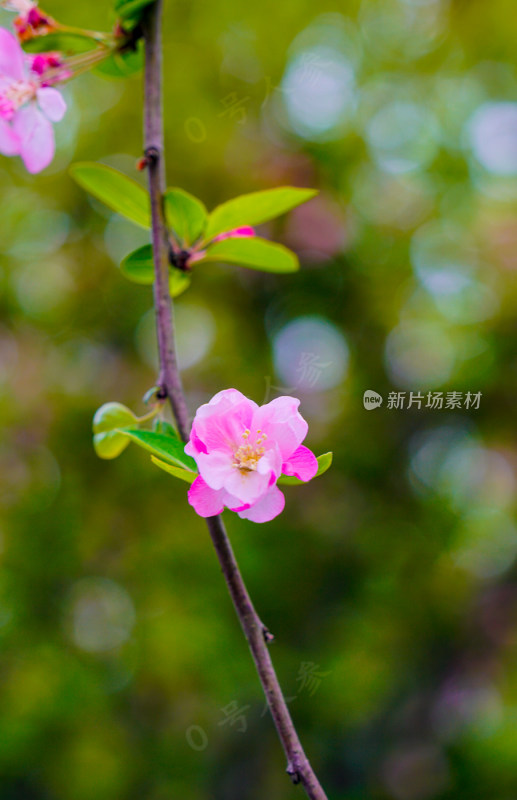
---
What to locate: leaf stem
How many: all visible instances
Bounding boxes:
[142,3,328,797]
[136,406,161,425]
[55,23,113,45]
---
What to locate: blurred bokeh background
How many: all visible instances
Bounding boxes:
[1,0,517,797]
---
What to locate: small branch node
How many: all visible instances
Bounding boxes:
[262,626,275,644]
[286,762,301,785]
[143,145,160,166]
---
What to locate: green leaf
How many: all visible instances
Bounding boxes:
[152,419,178,437]
[165,188,207,247]
[93,431,131,459]
[115,0,154,21]
[95,45,143,78]
[120,244,191,296]
[92,402,137,460]
[200,237,299,273]
[23,34,91,54]
[151,456,197,484]
[203,187,318,243]
[120,244,154,284]
[169,270,191,297]
[93,402,137,433]
[70,162,150,229]
[277,452,333,486]
[118,429,197,471]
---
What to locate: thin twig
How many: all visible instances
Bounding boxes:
[142,0,190,441]
[142,3,328,797]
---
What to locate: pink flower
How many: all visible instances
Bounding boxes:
[0,0,34,13]
[185,388,318,523]
[12,5,55,42]
[30,52,67,82]
[0,28,66,172]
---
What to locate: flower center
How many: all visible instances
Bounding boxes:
[0,80,36,118]
[232,429,267,473]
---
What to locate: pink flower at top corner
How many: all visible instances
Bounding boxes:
[185,388,318,523]
[0,0,33,13]
[0,27,66,173]
[1,0,56,42]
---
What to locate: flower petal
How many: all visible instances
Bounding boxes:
[282,445,318,482]
[37,87,66,122]
[256,445,282,481]
[238,486,285,523]
[203,388,251,411]
[252,396,308,461]
[187,476,225,518]
[222,491,250,513]
[12,104,54,173]
[0,117,19,156]
[224,468,270,505]
[191,389,257,453]
[196,449,234,490]
[0,28,25,81]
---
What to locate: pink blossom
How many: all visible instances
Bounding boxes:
[12,5,55,42]
[0,0,34,13]
[29,52,71,86]
[0,28,66,172]
[185,388,318,523]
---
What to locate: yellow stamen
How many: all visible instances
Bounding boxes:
[233,428,267,473]
[4,80,37,110]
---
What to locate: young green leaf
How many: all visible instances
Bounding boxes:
[24,33,90,54]
[115,0,154,22]
[120,244,191,296]
[277,452,333,486]
[95,45,143,78]
[93,402,137,433]
[152,419,179,437]
[70,162,151,229]
[92,402,138,460]
[169,270,191,298]
[165,188,207,246]
[119,429,197,471]
[203,187,318,243]
[120,244,154,284]
[151,456,197,484]
[199,237,299,273]
[93,431,131,460]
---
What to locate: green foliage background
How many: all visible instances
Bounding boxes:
[1,0,517,798]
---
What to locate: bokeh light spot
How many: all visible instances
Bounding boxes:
[468,102,517,175]
[273,316,349,392]
[66,578,136,654]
